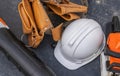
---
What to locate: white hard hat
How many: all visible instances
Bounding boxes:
[54,19,105,70]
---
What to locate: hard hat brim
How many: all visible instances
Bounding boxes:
[54,41,83,70]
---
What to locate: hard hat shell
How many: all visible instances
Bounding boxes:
[54,19,105,70]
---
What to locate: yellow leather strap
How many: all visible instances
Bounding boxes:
[51,23,63,41]
[32,0,53,32]
[46,2,88,15]
[18,2,33,34]
[60,13,80,21]
[44,0,87,21]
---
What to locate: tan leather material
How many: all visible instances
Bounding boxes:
[42,0,70,4]
[60,13,80,21]
[44,0,57,5]
[18,0,42,48]
[46,2,88,15]
[18,0,53,48]
[44,0,87,21]
[28,31,44,48]
[32,0,53,32]
[61,0,69,4]
[18,2,32,34]
[51,23,63,41]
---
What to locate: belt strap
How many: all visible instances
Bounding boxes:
[44,0,87,21]
[57,13,80,21]
[51,23,63,41]
[46,2,87,15]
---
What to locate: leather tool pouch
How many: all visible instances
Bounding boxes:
[18,0,88,48]
[44,0,88,21]
[18,0,52,48]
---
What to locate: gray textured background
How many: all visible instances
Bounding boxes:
[0,0,119,76]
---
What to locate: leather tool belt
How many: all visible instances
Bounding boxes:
[18,0,88,48]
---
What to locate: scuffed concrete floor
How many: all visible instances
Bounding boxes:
[0,0,120,76]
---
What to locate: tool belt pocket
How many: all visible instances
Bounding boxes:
[18,0,52,48]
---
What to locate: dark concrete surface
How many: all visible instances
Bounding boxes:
[0,0,120,76]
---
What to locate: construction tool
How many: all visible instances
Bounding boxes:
[0,18,56,76]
